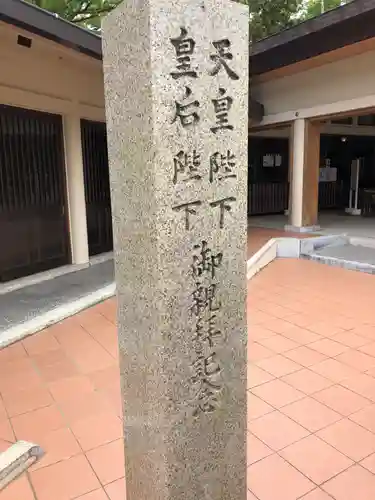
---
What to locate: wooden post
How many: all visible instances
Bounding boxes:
[288,118,320,231]
[302,120,321,227]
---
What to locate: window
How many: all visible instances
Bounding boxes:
[357,114,375,126]
[331,117,353,125]
[262,153,282,168]
[262,154,274,167]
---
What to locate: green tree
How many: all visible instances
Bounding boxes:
[241,0,351,43]
[26,0,122,28]
[30,0,302,38]
[27,0,351,38]
[240,0,304,42]
[301,0,349,20]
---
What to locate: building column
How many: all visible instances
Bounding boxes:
[286,118,320,232]
[285,123,294,216]
[63,113,90,264]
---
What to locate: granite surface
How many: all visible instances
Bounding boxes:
[103,0,248,498]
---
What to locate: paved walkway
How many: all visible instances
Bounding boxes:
[0,298,121,500]
[2,258,375,498]
[0,261,114,336]
[0,226,300,343]
[248,259,375,499]
[312,242,375,266]
[2,225,375,499]
[249,212,375,239]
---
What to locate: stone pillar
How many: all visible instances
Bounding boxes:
[286,118,320,232]
[103,0,248,499]
[63,113,89,265]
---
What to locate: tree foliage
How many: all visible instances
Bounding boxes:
[242,0,350,42]
[26,0,122,28]
[301,0,346,21]
[27,0,351,39]
[242,0,303,43]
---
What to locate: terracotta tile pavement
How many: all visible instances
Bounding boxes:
[247,258,375,499]
[2,236,375,497]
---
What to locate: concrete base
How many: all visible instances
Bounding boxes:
[300,235,349,255]
[302,251,375,275]
[249,212,375,240]
[0,252,113,296]
[0,260,115,348]
[0,283,115,349]
[284,224,321,233]
[0,441,44,491]
[247,237,301,280]
[345,207,362,216]
[0,263,88,296]
[299,233,375,275]
[247,239,278,280]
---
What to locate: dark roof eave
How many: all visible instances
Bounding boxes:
[0,0,102,60]
[6,0,375,78]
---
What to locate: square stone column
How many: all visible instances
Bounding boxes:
[286,118,321,232]
[102,0,248,499]
[63,113,89,265]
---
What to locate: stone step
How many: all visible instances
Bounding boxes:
[302,243,375,274]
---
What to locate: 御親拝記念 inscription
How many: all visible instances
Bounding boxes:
[102,0,248,498]
[190,240,224,415]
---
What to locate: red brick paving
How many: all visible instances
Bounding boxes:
[1,230,375,498]
[248,258,375,499]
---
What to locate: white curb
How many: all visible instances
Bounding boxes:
[247,237,301,280]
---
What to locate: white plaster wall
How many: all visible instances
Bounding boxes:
[252,45,375,123]
[0,21,105,121]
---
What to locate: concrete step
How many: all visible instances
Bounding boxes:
[302,240,375,274]
[0,260,115,348]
